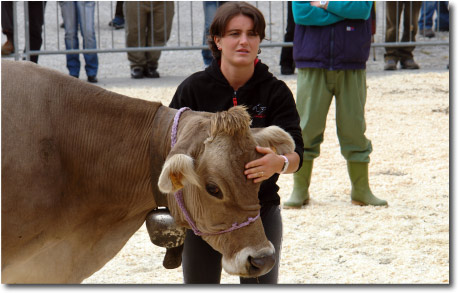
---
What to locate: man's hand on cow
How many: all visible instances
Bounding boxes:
[244,146,285,183]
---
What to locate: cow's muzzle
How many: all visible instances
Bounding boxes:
[222,242,276,278]
[247,253,276,276]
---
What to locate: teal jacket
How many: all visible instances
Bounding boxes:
[292,1,373,26]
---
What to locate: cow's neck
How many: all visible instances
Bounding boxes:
[148,106,185,208]
[64,93,162,214]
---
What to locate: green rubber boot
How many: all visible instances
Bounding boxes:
[283,160,313,209]
[347,162,388,206]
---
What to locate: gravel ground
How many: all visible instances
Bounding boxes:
[1,1,451,286]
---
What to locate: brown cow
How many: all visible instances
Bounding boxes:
[1,60,295,284]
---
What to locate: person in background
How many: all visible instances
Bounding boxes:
[279,1,295,75]
[284,1,388,209]
[1,1,16,56]
[125,1,174,79]
[1,1,46,63]
[60,1,99,83]
[108,1,125,29]
[383,1,422,70]
[418,1,449,38]
[169,1,304,284]
[202,1,226,67]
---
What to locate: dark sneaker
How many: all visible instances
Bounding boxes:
[131,67,144,79]
[419,28,435,38]
[400,59,420,70]
[87,76,98,83]
[109,16,125,29]
[1,40,14,56]
[384,59,397,70]
[144,67,160,78]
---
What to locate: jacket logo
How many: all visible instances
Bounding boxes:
[252,104,266,118]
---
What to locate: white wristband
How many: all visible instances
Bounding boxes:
[280,155,289,174]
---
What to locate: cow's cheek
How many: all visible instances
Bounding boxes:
[166,193,192,228]
[201,234,233,256]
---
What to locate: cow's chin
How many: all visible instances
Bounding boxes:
[221,242,276,278]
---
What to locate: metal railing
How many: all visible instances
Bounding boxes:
[2,1,449,61]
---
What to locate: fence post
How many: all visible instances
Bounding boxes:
[13,1,20,60]
[23,1,30,61]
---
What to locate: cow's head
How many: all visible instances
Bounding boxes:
[158,106,294,278]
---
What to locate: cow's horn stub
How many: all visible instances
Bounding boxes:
[211,105,251,137]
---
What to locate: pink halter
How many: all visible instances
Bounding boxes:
[171,107,260,236]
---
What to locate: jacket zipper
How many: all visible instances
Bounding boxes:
[233,90,238,106]
[330,26,334,70]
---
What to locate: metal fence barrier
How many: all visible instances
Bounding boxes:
[2,1,449,61]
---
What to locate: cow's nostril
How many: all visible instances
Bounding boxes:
[248,254,275,272]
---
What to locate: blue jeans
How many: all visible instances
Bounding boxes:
[202,1,225,67]
[60,1,98,77]
[418,1,449,31]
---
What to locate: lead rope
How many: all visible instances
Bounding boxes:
[170,107,260,236]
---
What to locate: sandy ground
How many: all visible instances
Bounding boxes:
[2,1,450,285]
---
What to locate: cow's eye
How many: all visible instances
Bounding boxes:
[206,184,223,199]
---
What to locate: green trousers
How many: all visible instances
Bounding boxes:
[296,68,372,163]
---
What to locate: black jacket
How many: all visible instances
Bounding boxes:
[169,59,304,206]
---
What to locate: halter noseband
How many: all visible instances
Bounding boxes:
[170,107,260,236]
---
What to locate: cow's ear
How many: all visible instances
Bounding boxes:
[158,154,201,193]
[251,126,295,155]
